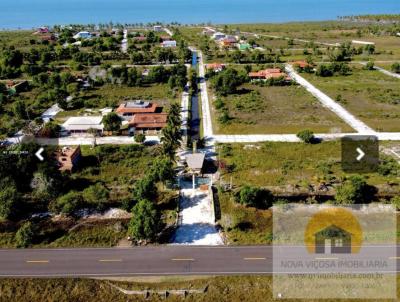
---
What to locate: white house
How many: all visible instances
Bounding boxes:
[154,25,162,32]
[62,116,104,135]
[161,40,177,48]
[73,31,92,39]
[212,32,226,41]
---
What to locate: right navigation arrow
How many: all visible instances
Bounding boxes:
[356,147,365,161]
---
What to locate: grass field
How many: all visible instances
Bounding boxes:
[210,83,353,134]
[216,141,399,244]
[301,66,400,132]
[216,142,399,188]
[1,275,399,302]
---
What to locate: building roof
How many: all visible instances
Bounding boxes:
[129,113,168,129]
[206,63,225,70]
[249,68,290,80]
[116,101,158,114]
[185,153,206,170]
[292,60,312,68]
[62,116,104,131]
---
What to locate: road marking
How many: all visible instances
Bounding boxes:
[315,257,339,260]
[243,257,267,261]
[171,258,195,261]
[26,260,49,263]
[99,259,122,262]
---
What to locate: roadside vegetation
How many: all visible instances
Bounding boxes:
[215,142,400,244]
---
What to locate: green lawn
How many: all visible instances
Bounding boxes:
[301,66,400,132]
[210,83,353,134]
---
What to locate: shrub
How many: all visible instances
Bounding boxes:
[15,221,35,248]
[297,129,315,144]
[134,133,146,144]
[391,196,400,211]
[128,199,159,241]
[364,61,375,70]
[50,191,83,215]
[237,185,273,209]
[82,183,110,211]
[335,175,370,205]
[391,62,400,73]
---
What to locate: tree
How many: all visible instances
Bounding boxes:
[0,186,20,219]
[15,221,35,248]
[102,112,121,132]
[50,191,83,216]
[82,183,110,211]
[134,133,146,144]
[297,130,315,144]
[12,100,28,120]
[39,121,60,138]
[237,185,273,209]
[133,175,157,201]
[128,199,159,241]
[210,68,243,96]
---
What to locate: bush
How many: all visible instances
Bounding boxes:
[335,175,370,205]
[364,61,375,70]
[391,196,400,211]
[391,62,400,73]
[15,221,35,248]
[134,133,146,144]
[237,185,273,209]
[50,191,83,215]
[297,129,315,144]
[0,186,20,220]
[128,199,159,241]
[82,183,110,211]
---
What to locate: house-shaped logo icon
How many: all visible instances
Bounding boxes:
[304,207,362,254]
[314,224,352,254]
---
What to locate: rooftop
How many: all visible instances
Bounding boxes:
[62,116,103,131]
[129,113,168,129]
[116,101,158,114]
[186,153,206,170]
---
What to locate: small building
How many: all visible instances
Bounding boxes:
[73,31,92,39]
[291,60,313,69]
[249,68,290,81]
[62,116,104,135]
[219,36,237,48]
[116,101,160,120]
[54,146,81,172]
[129,113,168,134]
[6,80,29,95]
[206,63,226,73]
[314,225,352,254]
[154,25,163,32]
[185,153,205,175]
[212,32,226,41]
[37,27,49,34]
[160,35,171,41]
[161,40,177,48]
[238,43,251,51]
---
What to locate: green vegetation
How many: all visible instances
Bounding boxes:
[210,83,352,134]
[297,129,315,144]
[302,65,400,132]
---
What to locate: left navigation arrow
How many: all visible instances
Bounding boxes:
[35,147,44,161]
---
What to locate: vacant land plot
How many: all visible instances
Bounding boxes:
[217,142,400,188]
[216,142,399,244]
[301,66,400,131]
[210,83,353,134]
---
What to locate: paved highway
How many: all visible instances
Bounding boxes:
[0,245,397,277]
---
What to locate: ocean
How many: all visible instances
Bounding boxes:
[0,0,399,29]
